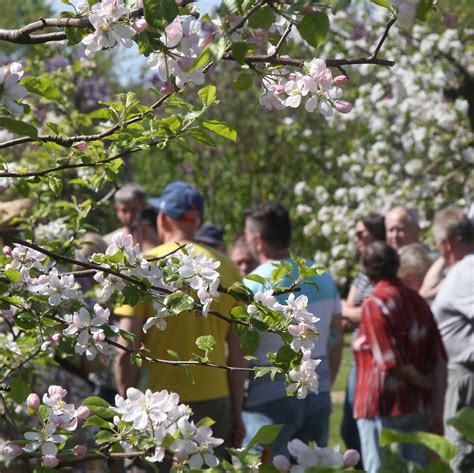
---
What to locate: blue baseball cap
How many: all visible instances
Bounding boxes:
[195,223,225,248]
[149,181,204,221]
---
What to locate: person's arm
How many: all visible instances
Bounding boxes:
[328,313,344,385]
[428,357,447,434]
[394,365,432,391]
[226,327,248,448]
[341,285,362,323]
[114,316,144,396]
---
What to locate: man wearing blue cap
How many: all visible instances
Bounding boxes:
[115,182,246,457]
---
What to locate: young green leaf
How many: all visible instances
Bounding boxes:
[297,12,330,49]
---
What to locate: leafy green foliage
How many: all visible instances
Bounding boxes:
[447,407,474,443]
[246,424,283,449]
[297,12,330,48]
[0,116,37,137]
[82,396,116,418]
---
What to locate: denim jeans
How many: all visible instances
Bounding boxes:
[243,391,331,457]
[357,412,427,473]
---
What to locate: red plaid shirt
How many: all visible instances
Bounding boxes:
[353,278,446,419]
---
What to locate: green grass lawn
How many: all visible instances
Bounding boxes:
[328,332,353,447]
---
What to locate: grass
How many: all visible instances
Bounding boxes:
[328,332,353,447]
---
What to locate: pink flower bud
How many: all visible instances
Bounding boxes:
[76,406,90,420]
[443,15,458,27]
[74,444,88,457]
[74,140,88,151]
[1,309,13,320]
[334,100,352,114]
[134,18,148,32]
[43,455,59,468]
[48,385,67,399]
[3,245,12,257]
[9,62,23,75]
[343,449,360,468]
[334,75,348,85]
[273,455,291,472]
[4,443,22,457]
[303,5,314,13]
[99,354,109,365]
[276,84,285,94]
[160,82,174,94]
[26,393,41,411]
[51,333,61,345]
[93,329,105,342]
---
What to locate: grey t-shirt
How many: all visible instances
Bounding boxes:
[432,254,474,367]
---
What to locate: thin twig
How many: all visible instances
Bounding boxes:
[273,23,292,56]
[370,18,396,60]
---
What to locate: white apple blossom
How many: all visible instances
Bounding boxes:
[287,351,321,399]
[287,439,344,472]
[6,244,47,271]
[0,62,27,114]
[35,220,74,245]
[82,0,136,58]
[23,422,68,457]
[63,304,116,360]
[29,267,82,306]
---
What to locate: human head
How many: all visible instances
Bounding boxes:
[397,243,433,291]
[433,207,474,266]
[355,213,386,253]
[230,234,258,276]
[385,206,420,249]
[362,241,400,282]
[114,184,147,229]
[152,182,204,243]
[244,201,291,262]
[195,224,226,252]
[132,208,160,252]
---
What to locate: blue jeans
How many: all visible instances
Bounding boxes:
[357,412,427,473]
[243,392,331,457]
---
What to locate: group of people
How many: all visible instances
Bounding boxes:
[91,181,472,473]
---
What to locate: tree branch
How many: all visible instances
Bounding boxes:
[370,18,396,59]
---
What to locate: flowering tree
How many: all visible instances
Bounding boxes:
[0,0,469,470]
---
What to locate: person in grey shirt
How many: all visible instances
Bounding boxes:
[432,208,474,473]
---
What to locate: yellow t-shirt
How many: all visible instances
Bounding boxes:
[115,242,241,403]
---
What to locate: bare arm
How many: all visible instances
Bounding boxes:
[342,285,362,323]
[328,313,344,385]
[114,316,144,396]
[227,327,248,448]
[428,358,447,434]
[394,365,432,391]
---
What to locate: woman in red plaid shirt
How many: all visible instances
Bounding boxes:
[353,241,447,473]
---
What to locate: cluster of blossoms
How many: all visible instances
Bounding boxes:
[113,387,223,468]
[81,0,144,58]
[9,386,91,468]
[34,219,74,246]
[0,62,26,114]
[248,290,321,399]
[148,15,214,87]
[273,439,360,472]
[259,59,352,117]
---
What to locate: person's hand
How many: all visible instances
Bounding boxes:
[427,413,444,436]
[231,413,246,448]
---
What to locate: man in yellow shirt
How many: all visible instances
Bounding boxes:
[114,182,246,450]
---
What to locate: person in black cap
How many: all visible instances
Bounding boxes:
[195,223,226,253]
[115,181,246,463]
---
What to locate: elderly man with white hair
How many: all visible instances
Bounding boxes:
[385,206,420,250]
[431,208,474,473]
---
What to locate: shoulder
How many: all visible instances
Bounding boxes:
[243,262,275,293]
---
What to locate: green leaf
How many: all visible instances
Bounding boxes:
[297,12,330,48]
[334,0,351,12]
[144,0,179,28]
[196,416,215,428]
[380,428,456,461]
[82,396,116,418]
[65,25,89,45]
[196,335,216,352]
[84,415,114,429]
[259,465,279,473]
[198,85,217,107]
[248,6,275,30]
[241,330,260,355]
[190,45,211,72]
[131,352,143,367]
[95,429,116,445]
[122,285,142,307]
[203,120,237,142]
[247,424,283,449]
[119,328,136,344]
[369,0,392,8]
[0,116,37,137]
[10,378,30,403]
[447,407,474,443]
[165,292,195,315]
[210,37,227,63]
[230,42,249,65]
[415,0,434,21]
[244,274,267,285]
[5,268,21,283]
[167,349,179,359]
[22,76,61,101]
[48,176,63,196]
[191,129,217,147]
[233,73,253,91]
